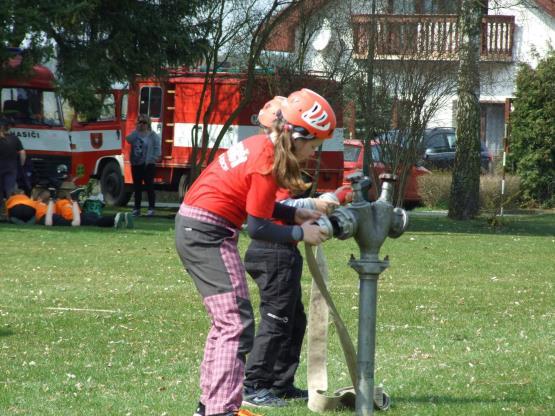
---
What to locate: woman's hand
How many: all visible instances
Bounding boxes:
[294,207,321,225]
[300,220,328,245]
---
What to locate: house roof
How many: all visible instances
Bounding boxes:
[536,0,555,19]
[265,0,332,52]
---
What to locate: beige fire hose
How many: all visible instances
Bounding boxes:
[305,244,390,412]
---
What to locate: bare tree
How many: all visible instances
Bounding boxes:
[184,0,300,189]
[258,1,353,195]
[256,0,462,205]
[372,62,458,206]
[351,3,460,206]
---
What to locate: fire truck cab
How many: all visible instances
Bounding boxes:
[2,65,71,185]
[1,63,125,198]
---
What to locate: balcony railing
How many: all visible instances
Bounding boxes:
[352,14,515,62]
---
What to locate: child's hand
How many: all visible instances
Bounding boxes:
[294,207,321,225]
[300,221,328,245]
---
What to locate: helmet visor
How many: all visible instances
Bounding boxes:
[290,124,315,140]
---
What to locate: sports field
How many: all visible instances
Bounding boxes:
[1,211,553,415]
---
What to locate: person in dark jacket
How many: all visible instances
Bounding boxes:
[125,114,161,217]
[0,117,26,201]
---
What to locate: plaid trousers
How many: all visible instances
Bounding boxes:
[175,204,254,415]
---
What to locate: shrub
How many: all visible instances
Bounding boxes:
[509,52,555,206]
[418,172,452,209]
[418,173,522,211]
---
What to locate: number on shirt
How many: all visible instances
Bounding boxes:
[219,142,250,171]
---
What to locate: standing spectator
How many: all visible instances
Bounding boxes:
[0,117,26,201]
[125,114,161,217]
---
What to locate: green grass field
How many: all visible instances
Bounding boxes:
[1,211,553,416]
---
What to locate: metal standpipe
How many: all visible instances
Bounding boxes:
[349,174,407,416]
[315,172,409,415]
[350,258,389,416]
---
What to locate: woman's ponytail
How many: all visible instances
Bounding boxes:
[271,120,310,194]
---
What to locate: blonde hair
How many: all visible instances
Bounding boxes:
[271,120,310,194]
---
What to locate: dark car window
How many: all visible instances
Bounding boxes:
[446,133,456,150]
[344,144,362,162]
[425,133,450,153]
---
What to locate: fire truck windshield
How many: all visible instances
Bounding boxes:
[1,87,63,126]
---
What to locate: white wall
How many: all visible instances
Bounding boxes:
[494,1,555,67]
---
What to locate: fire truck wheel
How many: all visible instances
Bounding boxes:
[178,173,189,201]
[101,161,131,206]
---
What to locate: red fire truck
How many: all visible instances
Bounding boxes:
[1,65,344,205]
[1,62,125,199]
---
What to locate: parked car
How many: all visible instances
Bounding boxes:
[420,127,492,173]
[343,139,430,204]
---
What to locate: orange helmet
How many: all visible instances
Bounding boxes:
[258,96,286,128]
[280,88,336,140]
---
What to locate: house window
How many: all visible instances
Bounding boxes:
[387,0,459,14]
[387,0,415,14]
[418,0,459,13]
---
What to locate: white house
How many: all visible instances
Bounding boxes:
[264,0,555,156]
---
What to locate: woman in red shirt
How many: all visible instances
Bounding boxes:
[175,89,336,416]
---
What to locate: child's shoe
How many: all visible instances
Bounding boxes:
[271,385,308,400]
[242,387,287,407]
[193,405,262,416]
[146,209,155,217]
[237,409,264,416]
[193,401,204,416]
[114,212,124,229]
[132,209,141,217]
[124,212,134,229]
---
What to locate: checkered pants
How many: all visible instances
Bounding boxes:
[175,204,254,415]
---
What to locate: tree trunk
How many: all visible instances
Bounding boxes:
[362,0,379,197]
[448,0,482,220]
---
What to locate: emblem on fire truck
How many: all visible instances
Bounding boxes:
[90,133,103,149]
